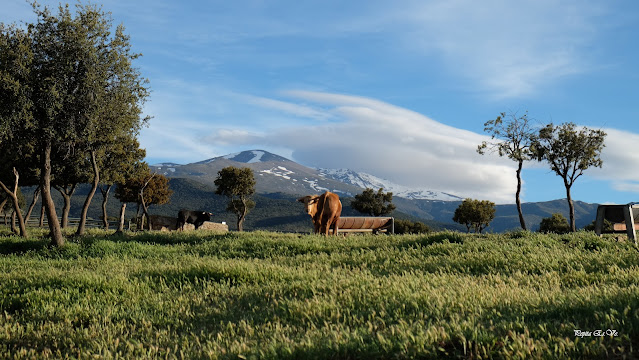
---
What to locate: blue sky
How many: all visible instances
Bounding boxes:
[5,0,639,204]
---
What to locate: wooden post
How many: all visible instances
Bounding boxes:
[595,205,606,236]
[624,204,638,245]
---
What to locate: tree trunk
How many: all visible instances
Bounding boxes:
[55,184,76,229]
[76,150,99,236]
[10,211,17,235]
[25,186,41,224]
[515,160,527,231]
[41,142,64,246]
[139,174,155,231]
[237,213,244,232]
[135,203,141,230]
[100,184,112,230]
[60,188,71,229]
[565,181,576,232]
[39,203,45,227]
[116,202,126,233]
[139,193,150,231]
[0,198,7,225]
[0,168,28,237]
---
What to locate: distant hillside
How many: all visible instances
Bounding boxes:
[16,179,457,232]
[392,197,599,232]
[13,148,601,233]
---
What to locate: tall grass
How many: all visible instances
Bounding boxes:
[0,229,637,359]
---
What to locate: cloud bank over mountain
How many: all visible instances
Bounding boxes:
[203,91,518,203]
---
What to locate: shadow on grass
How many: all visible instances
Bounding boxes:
[105,230,236,246]
[0,236,50,255]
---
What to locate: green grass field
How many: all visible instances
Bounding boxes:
[0,228,637,359]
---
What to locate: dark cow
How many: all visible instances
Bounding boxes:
[176,209,213,230]
[297,191,342,235]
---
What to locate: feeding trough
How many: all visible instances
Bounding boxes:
[335,217,394,234]
[594,203,639,244]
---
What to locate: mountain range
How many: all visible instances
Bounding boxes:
[150,149,600,232]
[152,150,462,201]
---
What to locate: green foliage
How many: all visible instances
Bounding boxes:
[533,122,606,232]
[215,166,256,232]
[583,218,614,232]
[351,188,396,216]
[453,198,496,233]
[394,219,430,234]
[98,137,146,187]
[0,230,637,358]
[114,165,172,207]
[478,111,536,162]
[0,2,149,244]
[539,213,570,234]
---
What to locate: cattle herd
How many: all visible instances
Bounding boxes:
[177,191,343,235]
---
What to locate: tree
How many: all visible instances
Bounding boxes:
[478,111,536,230]
[24,186,41,224]
[0,168,28,236]
[0,22,38,238]
[0,186,25,233]
[97,138,146,230]
[539,213,570,234]
[114,165,172,230]
[214,166,256,232]
[351,188,396,216]
[394,219,430,234]
[453,198,496,233]
[0,3,149,245]
[52,149,89,228]
[533,123,606,232]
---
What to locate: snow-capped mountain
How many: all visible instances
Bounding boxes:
[152,150,363,196]
[196,150,290,164]
[318,168,463,201]
[152,149,462,201]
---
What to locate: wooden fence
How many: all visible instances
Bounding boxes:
[22,217,120,229]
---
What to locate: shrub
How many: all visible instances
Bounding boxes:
[453,198,496,233]
[539,213,570,234]
[394,219,430,234]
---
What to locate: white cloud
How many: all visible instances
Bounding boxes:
[242,95,331,121]
[398,0,604,98]
[203,91,519,203]
[589,128,639,194]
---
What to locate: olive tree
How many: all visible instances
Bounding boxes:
[0,3,149,245]
[97,138,146,230]
[114,166,172,231]
[533,123,606,232]
[351,188,396,216]
[0,23,38,238]
[453,198,496,233]
[478,111,536,230]
[538,213,570,234]
[214,166,256,232]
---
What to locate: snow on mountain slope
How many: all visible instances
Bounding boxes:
[152,150,462,201]
[259,166,296,181]
[318,168,463,201]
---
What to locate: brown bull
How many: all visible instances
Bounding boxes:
[297,191,342,235]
